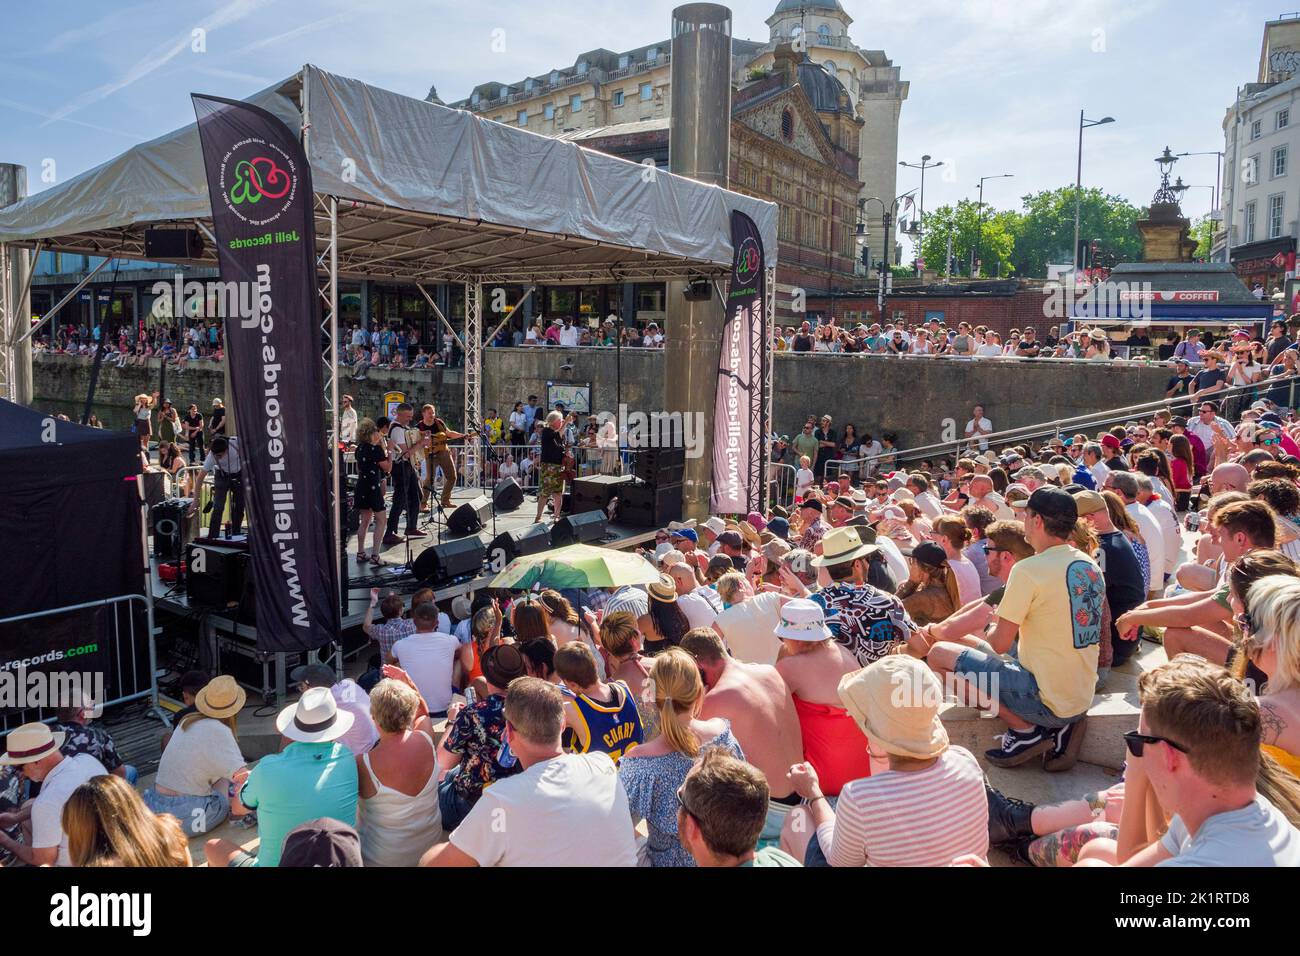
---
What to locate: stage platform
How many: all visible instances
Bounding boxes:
[148,487,660,704]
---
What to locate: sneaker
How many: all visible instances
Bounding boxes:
[1043,717,1088,773]
[985,726,1056,768]
[381,535,404,547]
[986,783,1037,845]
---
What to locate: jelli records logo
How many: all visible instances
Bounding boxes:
[217,137,298,227]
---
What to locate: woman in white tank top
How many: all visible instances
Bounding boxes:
[356,679,443,867]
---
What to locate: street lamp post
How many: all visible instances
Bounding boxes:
[973,173,1013,277]
[900,155,943,271]
[1073,111,1116,278]
[1175,150,1225,215]
[859,190,916,321]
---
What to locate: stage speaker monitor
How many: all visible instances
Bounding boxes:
[144,227,205,260]
[488,522,552,573]
[412,537,487,586]
[447,495,493,537]
[185,542,245,608]
[152,499,193,561]
[492,478,525,513]
[551,510,607,548]
[683,277,713,301]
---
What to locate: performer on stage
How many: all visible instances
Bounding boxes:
[383,403,425,547]
[415,403,474,513]
[190,435,245,540]
[535,410,570,523]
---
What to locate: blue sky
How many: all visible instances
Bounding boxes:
[0,0,1281,247]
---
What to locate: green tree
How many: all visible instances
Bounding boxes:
[1189,214,1216,260]
[1009,187,1144,278]
[916,200,1017,277]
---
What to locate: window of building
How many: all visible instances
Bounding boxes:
[646,46,659,61]
[618,54,630,69]
[1246,154,1260,185]
[544,103,555,120]
[1270,194,1285,238]
[824,60,837,75]
[498,86,507,99]
[570,94,582,112]
[525,79,536,91]
[1252,119,1262,140]
[640,82,653,101]
[471,91,480,105]
[1274,144,1288,178]
[517,110,528,126]
[577,60,588,75]
[613,89,624,107]
[550,71,561,85]
[781,108,794,141]
[790,24,803,39]
[1245,199,1258,243]
[818,24,831,40]
[1279,108,1290,130]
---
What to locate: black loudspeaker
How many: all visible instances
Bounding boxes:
[619,480,683,527]
[683,277,713,301]
[152,499,193,560]
[185,542,245,608]
[633,447,686,485]
[492,478,525,513]
[551,510,607,547]
[141,471,168,508]
[144,227,205,260]
[447,495,493,536]
[412,537,487,585]
[571,475,636,513]
[488,522,552,573]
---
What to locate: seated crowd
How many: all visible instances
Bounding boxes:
[4,390,1300,869]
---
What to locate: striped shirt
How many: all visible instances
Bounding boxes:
[815,745,988,867]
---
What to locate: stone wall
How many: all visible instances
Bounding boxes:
[33,349,1171,448]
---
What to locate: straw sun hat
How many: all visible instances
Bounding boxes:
[195,675,246,720]
[837,656,949,760]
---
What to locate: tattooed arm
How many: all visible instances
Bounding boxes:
[1259,700,1288,747]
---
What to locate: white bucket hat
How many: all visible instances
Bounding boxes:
[276,686,355,744]
[774,598,833,642]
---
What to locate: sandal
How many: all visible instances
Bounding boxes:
[356,553,370,564]
[370,553,386,567]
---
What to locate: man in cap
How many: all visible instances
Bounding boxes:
[699,516,726,556]
[926,488,1104,772]
[682,627,805,848]
[828,495,856,528]
[279,818,364,867]
[0,723,106,866]
[805,527,917,667]
[206,687,359,867]
[795,498,829,552]
[716,530,749,571]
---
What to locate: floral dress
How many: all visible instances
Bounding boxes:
[618,722,744,867]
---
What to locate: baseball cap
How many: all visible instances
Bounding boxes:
[279,818,364,867]
[702,516,726,536]
[1027,486,1078,524]
[1072,490,1107,516]
[902,541,947,568]
[289,663,337,688]
[669,527,698,544]
[1100,434,1121,451]
[717,531,744,549]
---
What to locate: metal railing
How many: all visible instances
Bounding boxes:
[0,594,164,732]
[819,376,1297,479]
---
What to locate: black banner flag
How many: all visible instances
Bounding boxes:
[192,94,339,652]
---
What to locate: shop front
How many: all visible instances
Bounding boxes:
[1230,236,1296,295]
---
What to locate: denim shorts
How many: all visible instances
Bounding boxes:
[953,647,1085,730]
[142,788,230,836]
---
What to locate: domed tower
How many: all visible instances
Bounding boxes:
[755,1,907,214]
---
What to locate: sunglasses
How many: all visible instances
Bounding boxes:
[983,545,1007,555]
[675,784,696,818]
[1123,730,1189,758]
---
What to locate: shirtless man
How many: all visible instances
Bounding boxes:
[681,627,804,845]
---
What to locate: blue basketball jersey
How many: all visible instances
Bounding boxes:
[566,680,644,763]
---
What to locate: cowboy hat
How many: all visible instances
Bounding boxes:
[195,675,246,720]
[0,722,65,765]
[810,526,879,568]
[276,686,355,744]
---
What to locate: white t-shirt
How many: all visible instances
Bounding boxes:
[1159,794,1300,867]
[155,716,246,795]
[392,631,460,714]
[678,588,721,630]
[877,536,909,584]
[332,679,381,756]
[1126,501,1166,591]
[1144,495,1182,575]
[559,325,580,347]
[912,491,944,519]
[32,752,107,866]
[450,751,637,866]
[948,555,983,606]
[795,468,815,494]
[965,417,993,450]
[1089,460,1112,488]
[715,591,784,665]
[975,344,1002,357]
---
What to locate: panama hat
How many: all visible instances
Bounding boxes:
[276,686,355,744]
[195,675,246,720]
[810,526,879,568]
[774,598,833,642]
[647,574,678,603]
[0,722,66,765]
[837,656,949,760]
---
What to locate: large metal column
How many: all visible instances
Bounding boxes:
[761,264,776,512]
[665,3,732,520]
[314,193,342,622]
[463,281,482,485]
[0,163,33,405]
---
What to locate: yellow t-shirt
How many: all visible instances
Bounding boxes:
[997,544,1103,719]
